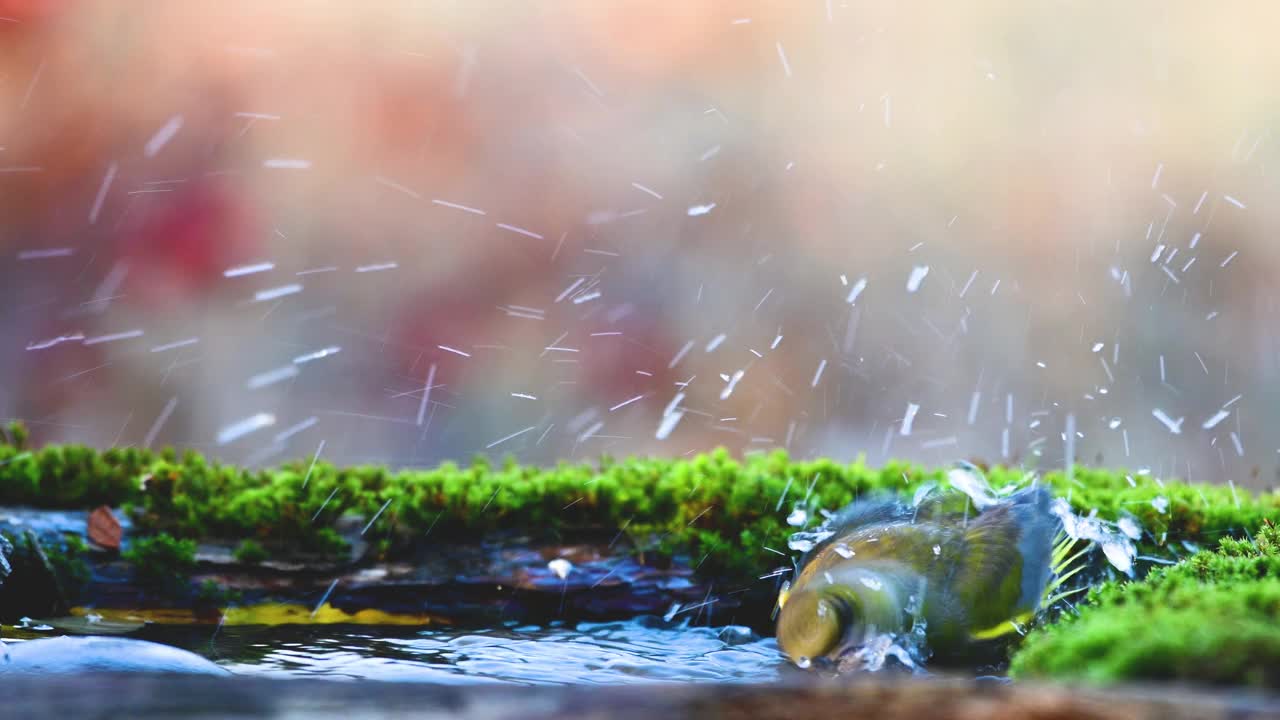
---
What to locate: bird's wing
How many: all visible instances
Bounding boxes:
[955,501,1029,634]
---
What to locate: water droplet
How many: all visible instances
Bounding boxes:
[1151,496,1169,514]
[932,545,941,556]
[1102,539,1134,576]
[833,543,855,559]
[548,558,573,580]
[786,507,808,527]
[796,655,812,669]
[859,576,883,591]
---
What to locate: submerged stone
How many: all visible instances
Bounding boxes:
[0,636,229,675]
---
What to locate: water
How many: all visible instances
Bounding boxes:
[125,619,785,685]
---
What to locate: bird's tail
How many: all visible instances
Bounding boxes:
[966,486,1068,641]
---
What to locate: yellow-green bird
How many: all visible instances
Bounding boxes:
[776,485,1070,666]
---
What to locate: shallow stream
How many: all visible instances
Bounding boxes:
[14,619,788,685]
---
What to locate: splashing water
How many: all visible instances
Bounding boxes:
[787,527,834,553]
[946,462,999,509]
[785,507,808,527]
[1048,497,1136,576]
[835,631,925,674]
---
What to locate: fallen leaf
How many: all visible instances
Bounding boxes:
[88,506,122,550]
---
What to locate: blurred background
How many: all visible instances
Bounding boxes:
[1,0,1278,487]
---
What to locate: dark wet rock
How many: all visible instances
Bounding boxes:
[0,636,229,675]
[0,532,11,583]
[0,530,71,619]
[1,507,772,628]
[0,506,134,543]
[3,673,1278,719]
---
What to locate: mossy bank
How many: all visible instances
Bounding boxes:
[2,422,1274,581]
[1,421,1278,684]
[1011,520,1280,688]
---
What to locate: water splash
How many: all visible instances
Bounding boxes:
[547,558,573,580]
[786,528,834,553]
[1048,497,1136,576]
[836,631,924,674]
[946,462,999,509]
[785,507,808,527]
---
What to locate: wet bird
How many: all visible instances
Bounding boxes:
[776,483,1074,667]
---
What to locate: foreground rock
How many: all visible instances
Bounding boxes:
[4,673,1278,719]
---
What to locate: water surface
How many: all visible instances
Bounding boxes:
[140,619,785,685]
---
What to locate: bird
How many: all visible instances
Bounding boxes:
[776,482,1076,668]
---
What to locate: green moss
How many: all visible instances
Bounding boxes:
[1009,521,1280,687]
[1,423,1276,586]
[122,533,197,593]
[233,539,268,565]
[45,533,92,600]
[1,420,29,450]
[195,578,242,606]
